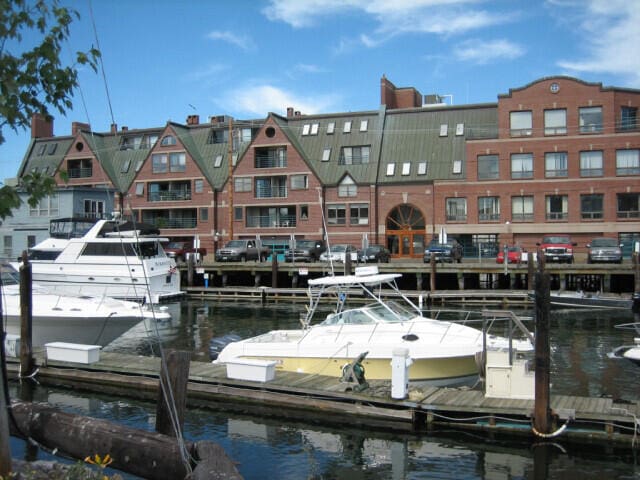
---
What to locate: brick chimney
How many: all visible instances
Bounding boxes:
[110,123,118,133]
[287,107,294,118]
[31,113,53,139]
[72,122,90,136]
[186,114,200,125]
[380,74,422,109]
[121,126,128,132]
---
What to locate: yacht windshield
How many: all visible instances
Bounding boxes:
[0,265,19,286]
[320,301,416,326]
[367,302,416,323]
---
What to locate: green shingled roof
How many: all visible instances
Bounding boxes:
[19,137,74,178]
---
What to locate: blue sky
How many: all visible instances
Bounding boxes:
[2,0,639,181]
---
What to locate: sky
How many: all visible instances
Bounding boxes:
[2,0,639,181]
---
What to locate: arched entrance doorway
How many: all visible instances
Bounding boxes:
[386,204,426,259]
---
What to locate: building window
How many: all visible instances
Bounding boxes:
[452,160,462,174]
[120,159,131,173]
[326,122,335,134]
[234,177,252,192]
[170,153,186,172]
[83,200,104,218]
[310,123,319,135]
[3,236,12,258]
[478,197,500,221]
[37,144,46,156]
[302,124,310,136]
[545,152,568,177]
[240,128,252,142]
[29,193,59,217]
[135,159,144,172]
[359,120,368,132]
[327,204,346,225]
[152,154,168,173]
[47,143,57,155]
[446,198,467,222]
[161,135,176,146]
[511,153,533,179]
[290,174,308,190]
[439,124,448,136]
[417,162,427,175]
[255,177,287,198]
[401,163,410,176]
[255,146,287,168]
[214,154,223,167]
[234,207,243,221]
[456,123,464,136]
[580,151,603,177]
[477,154,499,180]
[135,182,144,196]
[350,203,369,225]
[343,121,352,133]
[620,106,638,131]
[386,163,395,176]
[581,194,603,219]
[27,235,36,248]
[338,176,357,197]
[544,109,567,135]
[579,106,602,133]
[546,195,568,220]
[339,146,370,165]
[510,111,532,136]
[617,193,640,218]
[207,129,228,144]
[616,149,640,175]
[200,208,208,222]
[322,148,331,161]
[194,179,203,193]
[511,196,533,222]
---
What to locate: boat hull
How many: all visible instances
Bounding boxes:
[220,352,480,387]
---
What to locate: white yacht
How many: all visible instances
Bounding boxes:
[214,267,534,387]
[609,322,640,366]
[14,217,183,303]
[1,264,171,347]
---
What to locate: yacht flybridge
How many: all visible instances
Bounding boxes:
[214,267,534,387]
[14,217,183,304]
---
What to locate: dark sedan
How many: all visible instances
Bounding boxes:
[358,245,391,263]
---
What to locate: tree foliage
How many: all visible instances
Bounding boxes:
[0,0,100,220]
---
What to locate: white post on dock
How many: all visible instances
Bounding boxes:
[391,347,412,399]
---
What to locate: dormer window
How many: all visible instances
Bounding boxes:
[343,121,352,133]
[327,122,335,134]
[359,120,368,132]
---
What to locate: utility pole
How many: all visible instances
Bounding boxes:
[227,117,234,240]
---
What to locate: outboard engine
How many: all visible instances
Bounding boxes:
[209,334,242,360]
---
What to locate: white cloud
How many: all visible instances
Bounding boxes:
[184,63,228,82]
[206,30,255,51]
[555,0,640,85]
[453,39,525,65]
[222,84,340,116]
[293,63,327,74]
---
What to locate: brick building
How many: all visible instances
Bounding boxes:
[8,75,639,261]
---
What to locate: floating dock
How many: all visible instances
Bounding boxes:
[6,351,639,448]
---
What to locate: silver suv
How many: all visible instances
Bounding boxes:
[586,237,623,264]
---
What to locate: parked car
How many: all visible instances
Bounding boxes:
[215,239,270,262]
[319,244,359,263]
[423,239,463,263]
[358,244,391,263]
[586,237,623,264]
[163,241,207,262]
[536,235,576,264]
[283,239,326,262]
[496,245,527,264]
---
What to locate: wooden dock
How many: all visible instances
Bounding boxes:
[7,351,639,447]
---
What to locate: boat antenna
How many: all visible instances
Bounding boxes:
[317,187,334,276]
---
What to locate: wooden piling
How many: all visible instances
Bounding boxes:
[533,260,551,435]
[19,251,35,377]
[271,253,278,288]
[187,254,195,287]
[344,253,352,275]
[156,350,191,438]
[430,255,436,291]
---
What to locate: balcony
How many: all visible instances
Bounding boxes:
[617,210,640,219]
[68,167,93,179]
[142,210,197,229]
[148,190,192,202]
[255,148,287,168]
[255,185,287,198]
[246,213,296,228]
[546,212,568,221]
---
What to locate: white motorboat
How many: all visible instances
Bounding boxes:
[545,290,632,310]
[13,217,183,303]
[608,323,640,366]
[1,264,171,347]
[214,267,534,387]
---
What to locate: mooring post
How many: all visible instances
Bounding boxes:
[527,253,535,290]
[430,254,436,291]
[271,253,278,288]
[533,259,552,435]
[156,350,191,438]
[187,254,194,287]
[19,251,35,377]
[344,252,352,276]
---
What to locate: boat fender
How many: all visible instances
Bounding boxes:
[531,419,570,438]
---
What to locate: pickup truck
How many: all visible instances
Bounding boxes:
[536,235,576,263]
[215,239,270,262]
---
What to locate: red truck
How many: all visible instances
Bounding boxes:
[163,241,207,263]
[536,235,577,264]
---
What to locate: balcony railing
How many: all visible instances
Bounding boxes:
[617,210,640,218]
[255,152,287,168]
[446,214,467,222]
[581,212,603,220]
[246,214,296,228]
[255,185,287,198]
[148,190,192,202]
[512,213,534,222]
[145,217,197,229]
[546,212,568,220]
[479,213,500,221]
[68,167,93,178]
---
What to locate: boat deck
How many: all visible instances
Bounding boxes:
[7,351,639,446]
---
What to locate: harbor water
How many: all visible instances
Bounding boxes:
[8,299,640,479]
